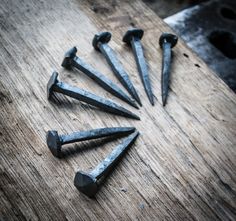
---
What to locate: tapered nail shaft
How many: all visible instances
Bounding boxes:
[90,130,139,179]
[123,29,154,105]
[46,127,135,157]
[159,33,178,106]
[74,130,139,197]
[61,47,138,109]
[92,32,142,106]
[47,72,140,120]
[63,127,135,144]
[131,40,154,105]
[100,44,142,106]
[161,43,171,106]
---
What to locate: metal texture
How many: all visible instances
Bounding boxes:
[46,127,135,158]
[61,47,138,109]
[164,0,236,92]
[159,33,178,106]
[74,130,139,198]
[47,72,140,120]
[92,32,142,106]
[123,28,154,105]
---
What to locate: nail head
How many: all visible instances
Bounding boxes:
[159,33,178,48]
[61,47,77,69]
[123,28,144,44]
[92,32,112,51]
[46,130,62,158]
[47,71,59,99]
[74,171,98,198]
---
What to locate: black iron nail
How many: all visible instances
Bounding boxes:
[47,72,140,120]
[74,130,139,197]
[46,127,135,158]
[159,33,178,106]
[92,32,142,106]
[61,47,138,109]
[123,28,154,105]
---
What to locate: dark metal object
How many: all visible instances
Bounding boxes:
[164,0,236,92]
[123,28,154,105]
[61,47,138,109]
[47,72,140,120]
[159,33,178,106]
[92,32,142,106]
[74,130,139,198]
[46,127,135,158]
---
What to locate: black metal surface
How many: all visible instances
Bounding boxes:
[164,0,236,92]
[159,33,178,106]
[46,127,135,158]
[92,32,142,106]
[74,130,139,198]
[47,72,140,120]
[61,47,138,109]
[123,28,154,105]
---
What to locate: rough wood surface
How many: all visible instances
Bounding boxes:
[0,0,236,220]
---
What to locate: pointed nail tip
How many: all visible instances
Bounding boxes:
[131,114,140,120]
[130,101,139,109]
[136,100,142,107]
[133,130,140,138]
[162,95,167,106]
[132,94,142,107]
[148,97,154,106]
[126,127,136,132]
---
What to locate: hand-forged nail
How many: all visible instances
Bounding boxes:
[159,33,178,106]
[123,28,154,105]
[74,130,139,197]
[61,47,138,109]
[46,127,135,158]
[47,72,140,120]
[92,32,142,106]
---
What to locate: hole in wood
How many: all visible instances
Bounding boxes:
[183,53,189,58]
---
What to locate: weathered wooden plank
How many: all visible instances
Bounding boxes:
[0,0,235,220]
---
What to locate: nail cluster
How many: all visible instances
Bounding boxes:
[46,29,178,198]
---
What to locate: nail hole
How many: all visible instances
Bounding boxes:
[220,7,236,20]
[130,22,135,27]
[195,64,200,68]
[183,53,189,58]
[208,31,236,59]
[91,4,110,14]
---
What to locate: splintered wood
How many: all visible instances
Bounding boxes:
[0,0,235,220]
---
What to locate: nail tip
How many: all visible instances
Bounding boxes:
[136,99,142,107]
[130,114,140,120]
[128,100,139,109]
[148,96,154,106]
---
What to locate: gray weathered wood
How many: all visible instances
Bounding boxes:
[0,0,235,220]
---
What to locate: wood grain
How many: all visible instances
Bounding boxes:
[0,0,235,220]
